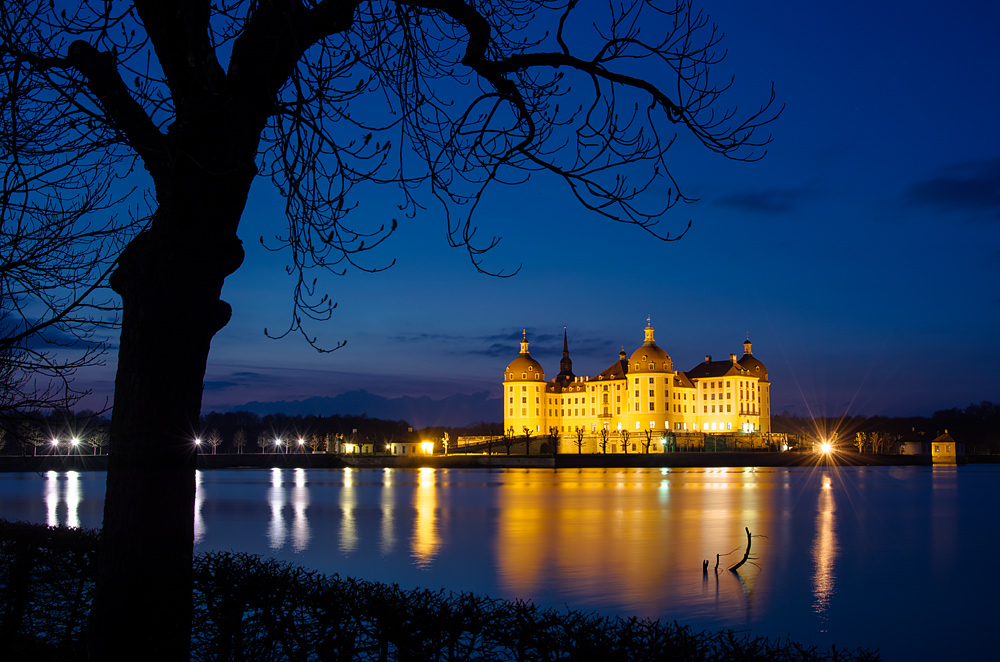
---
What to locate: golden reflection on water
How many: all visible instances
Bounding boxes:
[810,473,837,627]
[339,467,358,552]
[493,468,772,615]
[379,468,396,556]
[411,467,440,567]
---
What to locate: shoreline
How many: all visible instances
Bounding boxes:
[1,451,991,473]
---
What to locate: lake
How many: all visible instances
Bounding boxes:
[1,465,997,661]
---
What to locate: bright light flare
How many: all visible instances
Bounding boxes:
[820,441,832,454]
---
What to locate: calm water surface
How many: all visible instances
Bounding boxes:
[2,465,997,661]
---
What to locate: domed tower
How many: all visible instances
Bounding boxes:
[624,319,674,432]
[737,335,770,432]
[503,330,546,435]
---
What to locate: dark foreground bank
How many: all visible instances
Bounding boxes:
[0,519,878,662]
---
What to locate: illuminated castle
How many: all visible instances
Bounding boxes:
[503,320,770,441]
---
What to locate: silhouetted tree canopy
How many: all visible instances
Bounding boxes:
[1,1,777,660]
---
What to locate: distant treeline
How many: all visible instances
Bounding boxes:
[772,400,1000,453]
[3,403,997,456]
[0,408,503,456]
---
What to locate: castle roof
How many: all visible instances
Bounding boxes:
[504,331,545,381]
[627,319,672,372]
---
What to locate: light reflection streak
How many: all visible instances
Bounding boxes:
[291,468,309,552]
[411,467,440,567]
[268,468,286,550]
[44,471,82,528]
[340,468,358,553]
[379,468,396,557]
[194,470,205,544]
[45,471,59,526]
[811,473,837,627]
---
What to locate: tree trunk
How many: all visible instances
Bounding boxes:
[89,177,247,660]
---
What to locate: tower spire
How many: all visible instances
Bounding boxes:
[557,325,575,383]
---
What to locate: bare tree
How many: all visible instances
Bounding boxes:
[522,426,534,456]
[88,428,110,455]
[205,429,223,455]
[502,426,516,456]
[1,1,776,658]
[15,418,45,456]
[599,427,611,454]
[257,431,270,454]
[641,429,654,453]
[574,426,585,454]
[547,426,560,457]
[620,429,630,454]
[232,428,247,454]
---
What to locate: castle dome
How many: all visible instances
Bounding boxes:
[737,336,768,381]
[628,319,672,372]
[504,330,545,381]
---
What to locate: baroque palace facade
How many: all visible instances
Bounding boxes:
[503,320,770,444]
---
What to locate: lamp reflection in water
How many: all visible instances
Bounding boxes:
[379,468,396,556]
[268,468,286,549]
[411,467,440,567]
[291,468,309,552]
[811,472,838,629]
[339,468,358,553]
[45,470,81,528]
[194,470,205,544]
[264,468,313,551]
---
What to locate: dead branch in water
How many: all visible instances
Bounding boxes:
[729,527,768,572]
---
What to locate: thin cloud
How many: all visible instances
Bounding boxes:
[716,186,819,213]
[903,159,1000,216]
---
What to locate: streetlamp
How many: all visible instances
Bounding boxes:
[194,437,202,453]
[274,438,284,454]
[50,438,59,455]
[298,438,305,453]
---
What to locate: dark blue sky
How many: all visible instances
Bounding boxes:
[77,1,1000,419]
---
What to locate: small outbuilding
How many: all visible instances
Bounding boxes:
[930,431,963,465]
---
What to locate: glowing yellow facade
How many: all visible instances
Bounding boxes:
[503,321,771,442]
